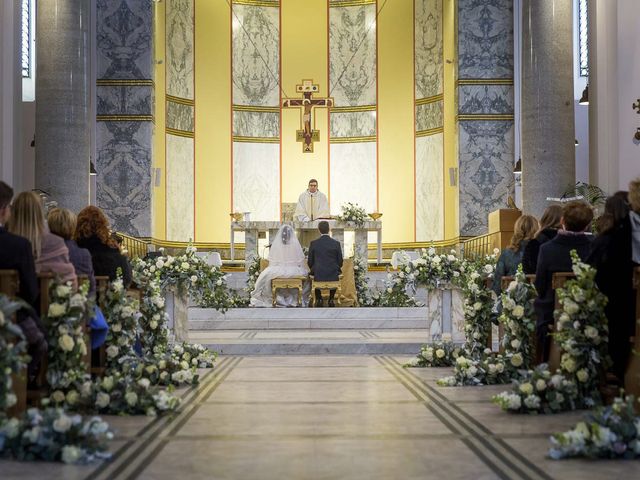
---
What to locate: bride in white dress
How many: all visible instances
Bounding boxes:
[250,224,311,307]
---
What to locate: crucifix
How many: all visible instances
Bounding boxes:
[282,79,334,153]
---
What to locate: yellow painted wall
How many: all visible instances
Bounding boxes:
[281,0,329,207]
[194,0,231,241]
[153,1,166,240]
[378,0,415,243]
[443,0,459,239]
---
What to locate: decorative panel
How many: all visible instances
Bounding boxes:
[416,100,443,132]
[166,135,195,240]
[330,110,376,138]
[166,0,195,99]
[458,85,514,115]
[166,101,195,132]
[233,110,279,138]
[415,0,443,99]
[416,134,444,240]
[233,142,280,221]
[96,0,153,236]
[329,142,377,215]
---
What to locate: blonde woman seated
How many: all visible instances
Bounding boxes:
[250,224,310,307]
[7,191,77,288]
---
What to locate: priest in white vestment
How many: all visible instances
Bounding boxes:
[250,224,311,307]
[294,179,330,221]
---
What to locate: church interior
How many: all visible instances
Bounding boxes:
[1,0,640,478]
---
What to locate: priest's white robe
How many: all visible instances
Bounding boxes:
[294,190,330,221]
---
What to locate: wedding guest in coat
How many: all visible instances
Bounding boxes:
[75,206,132,286]
[6,191,77,287]
[534,201,593,361]
[522,204,563,274]
[587,191,633,384]
[0,182,47,382]
[492,214,539,297]
[308,221,343,307]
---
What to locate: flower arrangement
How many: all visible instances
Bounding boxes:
[0,408,112,464]
[44,282,91,392]
[0,295,29,417]
[370,270,418,307]
[102,277,140,370]
[493,252,610,414]
[498,265,537,369]
[336,202,368,227]
[437,348,513,386]
[407,340,462,367]
[137,278,170,356]
[411,248,464,290]
[245,255,262,297]
[353,253,372,306]
[549,394,640,459]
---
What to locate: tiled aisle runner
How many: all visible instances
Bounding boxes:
[18,356,631,480]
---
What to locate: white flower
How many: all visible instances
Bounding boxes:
[563,299,579,315]
[149,320,158,330]
[112,279,124,293]
[484,264,494,274]
[138,378,151,389]
[507,281,517,292]
[58,334,75,352]
[510,339,521,350]
[550,374,564,388]
[125,391,138,406]
[190,275,198,283]
[55,285,72,297]
[512,305,525,319]
[435,349,445,359]
[387,287,393,293]
[181,262,190,270]
[467,366,478,377]
[535,379,547,391]
[149,265,156,273]
[48,302,67,317]
[51,390,66,403]
[2,418,21,438]
[428,248,435,255]
[216,279,223,286]
[106,345,119,359]
[576,369,589,382]
[66,390,79,405]
[561,354,576,373]
[584,326,599,339]
[5,393,17,407]
[69,293,85,308]
[473,302,482,311]
[96,392,110,409]
[510,353,523,367]
[122,306,133,318]
[524,395,541,409]
[0,310,4,326]
[112,323,122,333]
[53,414,72,433]
[61,445,83,464]
[81,381,92,397]
[156,260,165,269]
[519,382,534,395]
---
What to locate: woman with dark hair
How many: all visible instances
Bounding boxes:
[587,191,633,384]
[522,204,563,274]
[75,206,132,286]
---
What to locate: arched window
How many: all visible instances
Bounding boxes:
[578,0,588,77]
[21,0,31,78]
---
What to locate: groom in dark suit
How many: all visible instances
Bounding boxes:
[308,221,343,307]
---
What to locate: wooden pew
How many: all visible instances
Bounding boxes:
[625,268,640,406]
[499,275,537,356]
[548,272,576,372]
[91,276,110,377]
[0,269,27,418]
[28,273,55,405]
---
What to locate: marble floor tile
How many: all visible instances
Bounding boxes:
[225,365,398,382]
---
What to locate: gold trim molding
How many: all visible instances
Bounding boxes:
[232,135,280,143]
[97,79,154,86]
[166,127,195,138]
[97,115,153,121]
[331,104,376,113]
[232,0,279,7]
[233,104,280,113]
[330,135,377,143]
[457,114,514,121]
[415,94,443,106]
[330,0,376,7]
[416,126,444,137]
[457,78,514,86]
[166,94,195,106]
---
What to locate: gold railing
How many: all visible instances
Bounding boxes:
[117,232,150,259]
[462,232,500,259]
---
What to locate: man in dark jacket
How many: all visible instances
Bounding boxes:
[534,201,593,361]
[0,181,47,381]
[308,221,343,307]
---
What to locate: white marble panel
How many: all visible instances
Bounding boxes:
[232,5,280,106]
[329,5,377,106]
[166,134,194,241]
[415,0,443,99]
[329,142,377,215]
[451,288,466,343]
[330,111,376,138]
[416,133,444,241]
[233,142,280,221]
[166,0,194,99]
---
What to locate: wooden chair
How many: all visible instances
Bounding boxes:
[625,268,640,407]
[548,272,576,372]
[271,276,306,307]
[311,275,343,307]
[0,269,27,418]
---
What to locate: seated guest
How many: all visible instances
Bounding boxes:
[75,206,132,286]
[48,207,96,294]
[6,191,77,287]
[308,221,343,307]
[250,224,310,307]
[535,201,593,361]
[492,214,539,297]
[0,182,47,382]
[587,191,633,384]
[522,204,563,274]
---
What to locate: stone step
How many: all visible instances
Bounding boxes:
[190,329,429,355]
[189,307,429,330]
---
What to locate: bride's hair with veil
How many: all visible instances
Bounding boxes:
[269,224,303,265]
[281,225,291,244]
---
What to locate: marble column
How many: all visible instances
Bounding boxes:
[521,0,575,217]
[35,0,90,212]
